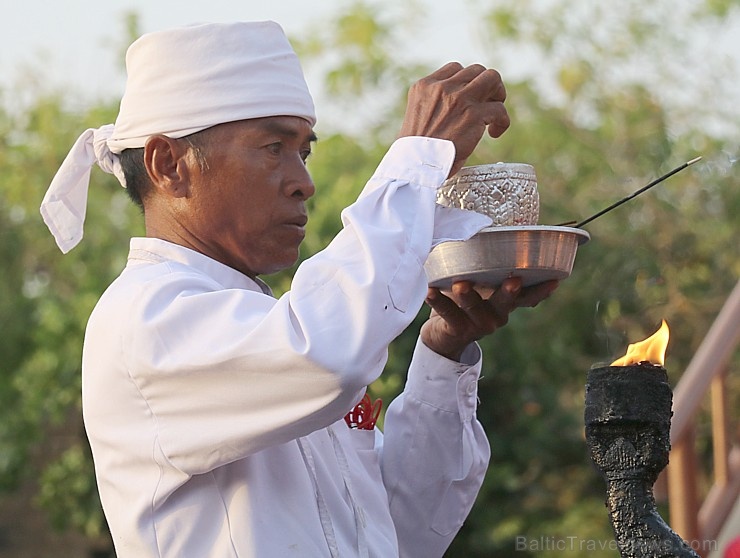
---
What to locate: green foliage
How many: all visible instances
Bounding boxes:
[703,0,740,17]
[0,81,140,537]
[0,0,737,555]
[37,443,103,538]
[294,2,738,556]
[292,1,430,141]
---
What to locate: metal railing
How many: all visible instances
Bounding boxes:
[666,279,740,557]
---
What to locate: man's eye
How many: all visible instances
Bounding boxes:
[301,150,312,163]
[266,143,282,155]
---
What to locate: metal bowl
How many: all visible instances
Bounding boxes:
[425,225,590,290]
[436,163,540,226]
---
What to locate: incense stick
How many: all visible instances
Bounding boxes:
[558,157,702,228]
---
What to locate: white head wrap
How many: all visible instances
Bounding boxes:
[40,21,316,253]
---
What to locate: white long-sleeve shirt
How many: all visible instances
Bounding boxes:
[82,137,492,557]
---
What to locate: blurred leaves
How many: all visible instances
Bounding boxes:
[37,443,103,537]
[0,79,138,539]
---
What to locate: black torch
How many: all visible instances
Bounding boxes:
[585,321,700,557]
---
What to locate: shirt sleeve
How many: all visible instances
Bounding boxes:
[107,137,492,474]
[380,337,491,558]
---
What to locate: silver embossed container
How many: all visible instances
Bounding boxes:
[436,162,539,225]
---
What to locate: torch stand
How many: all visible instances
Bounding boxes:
[585,365,699,557]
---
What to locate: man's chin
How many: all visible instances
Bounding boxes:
[253,254,301,278]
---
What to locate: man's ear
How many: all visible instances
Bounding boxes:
[143,135,192,198]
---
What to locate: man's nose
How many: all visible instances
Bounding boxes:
[286,158,316,200]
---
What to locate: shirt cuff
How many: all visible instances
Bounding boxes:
[405,337,483,420]
[366,136,456,191]
[363,136,492,247]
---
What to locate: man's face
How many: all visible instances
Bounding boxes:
[183,116,316,277]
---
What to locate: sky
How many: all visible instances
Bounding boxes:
[2,0,738,141]
[1,0,478,107]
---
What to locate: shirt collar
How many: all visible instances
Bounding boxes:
[127,237,273,294]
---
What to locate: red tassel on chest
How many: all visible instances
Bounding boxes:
[344,394,382,430]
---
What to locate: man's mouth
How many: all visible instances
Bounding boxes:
[287,214,308,228]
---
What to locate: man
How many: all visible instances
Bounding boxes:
[40,21,557,557]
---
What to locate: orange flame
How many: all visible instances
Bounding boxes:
[611,320,670,367]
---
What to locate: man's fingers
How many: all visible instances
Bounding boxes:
[485,277,520,326]
[481,102,511,138]
[427,282,488,329]
[422,278,559,359]
[442,63,488,85]
[425,287,463,320]
[449,280,480,305]
[429,64,505,104]
[449,281,496,327]
[515,280,560,308]
[462,68,506,102]
[400,61,509,158]
[427,61,466,81]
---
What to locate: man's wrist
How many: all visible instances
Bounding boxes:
[419,332,480,366]
[406,338,483,413]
